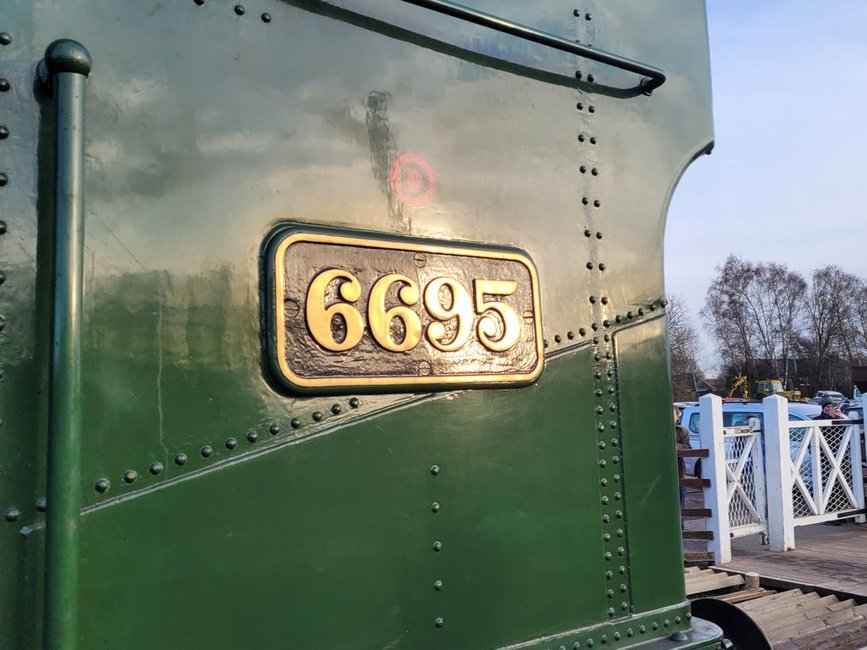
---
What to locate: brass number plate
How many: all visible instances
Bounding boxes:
[264,226,544,393]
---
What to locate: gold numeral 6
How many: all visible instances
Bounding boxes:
[305,269,364,351]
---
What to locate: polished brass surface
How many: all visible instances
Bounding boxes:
[267,227,543,391]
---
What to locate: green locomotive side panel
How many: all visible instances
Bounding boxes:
[74,351,601,649]
[0,0,714,647]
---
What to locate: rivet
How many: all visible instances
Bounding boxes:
[0,126,8,139]
[593,200,601,207]
[589,295,596,304]
[261,12,271,22]
[652,623,659,631]
[596,231,603,239]
[601,496,608,505]
[603,533,610,541]
[246,430,258,443]
[123,470,137,484]
[621,601,629,610]
[5,508,20,522]
[576,102,584,110]
[573,642,581,650]
[433,579,443,590]
[594,371,602,379]
[620,583,628,592]
[544,339,549,348]
[597,423,605,432]
[675,616,682,624]
[573,9,581,17]
[591,323,598,331]
[580,166,587,174]
[585,12,592,20]
[613,455,620,464]
[575,71,583,80]
[600,634,607,644]
[349,397,359,408]
[0,221,6,234]
[567,331,575,339]
[331,404,341,415]
[600,296,608,305]
[595,404,603,413]
[615,315,623,323]
[0,173,8,186]
[554,334,562,343]
[148,462,163,476]
[431,502,440,513]
[312,411,323,422]
[594,389,603,397]
[578,134,586,142]
[661,298,668,307]
[174,453,187,466]
[627,629,634,638]
[435,618,444,628]
[602,320,611,328]
[590,137,597,145]
[201,445,213,457]
[0,33,11,46]
[591,168,599,176]
[613,633,621,641]
[269,423,280,435]
[603,334,611,342]
[605,570,613,579]
[582,197,589,205]
[607,386,615,394]
[194,0,205,4]
[589,105,596,114]
[600,477,607,485]
[593,354,601,362]
[430,464,440,475]
[602,514,610,523]
[626,311,634,319]
[225,437,237,450]
[234,4,245,15]
[290,417,301,429]
[663,619,670,628]
[615,510,623,518]
[579,328,586,336]
[599,459,607,468]
[586,262,593,269]
[0,79,10,92]
[432,541,442,552]
[604,552,611,560]
[619,565,626,574]
[587,74,595,84]
[588,640,596,648]
[598,263,606,271]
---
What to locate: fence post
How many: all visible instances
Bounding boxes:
[699,394,730,564]
[855,395,867,524]
[764,395,795,551]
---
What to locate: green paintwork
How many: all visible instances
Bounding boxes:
[1,1,716,648]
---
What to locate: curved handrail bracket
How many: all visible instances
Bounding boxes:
[399,0,666,93]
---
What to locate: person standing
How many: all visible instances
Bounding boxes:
[674,407,691,527]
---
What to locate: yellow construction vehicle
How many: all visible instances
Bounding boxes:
[728,375,749,399]
[754,378,803,401]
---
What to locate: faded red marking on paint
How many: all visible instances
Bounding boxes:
[389,153,436,208]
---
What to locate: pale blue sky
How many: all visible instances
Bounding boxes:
[664,0,867,372]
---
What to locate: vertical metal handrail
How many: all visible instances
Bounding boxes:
[40,38,91,650]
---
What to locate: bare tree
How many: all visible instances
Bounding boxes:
[667,294,702,400]
[701,255,758,377]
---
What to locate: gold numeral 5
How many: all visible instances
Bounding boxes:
[474,279,520,352]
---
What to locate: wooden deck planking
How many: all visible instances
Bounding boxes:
[717,521,867,597]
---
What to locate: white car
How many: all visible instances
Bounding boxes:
[678,400,821,476]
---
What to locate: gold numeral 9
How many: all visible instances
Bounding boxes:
[368,273,423,352]
[305,269,365,351]
[424,277,473,351]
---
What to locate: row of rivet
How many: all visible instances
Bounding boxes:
[192,0,272,23]
[91,397,362,495]
[542,300,665,352]
[541,613,689,649]
[0,30,10,524]
[4,398,363,519]
[430,463,444,628]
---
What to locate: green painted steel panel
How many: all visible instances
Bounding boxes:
[0,0,716,648]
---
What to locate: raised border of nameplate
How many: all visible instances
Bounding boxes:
[263,224,544,394]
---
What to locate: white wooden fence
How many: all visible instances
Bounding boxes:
[698,394,866,563]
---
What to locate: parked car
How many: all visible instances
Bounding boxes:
[808,390,845,405]
[678,400,821,476]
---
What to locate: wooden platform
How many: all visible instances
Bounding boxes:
[721,520,867,598]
